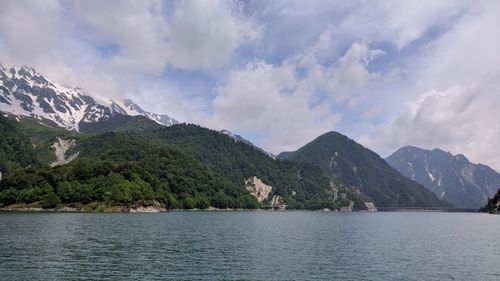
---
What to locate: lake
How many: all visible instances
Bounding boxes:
[0,211,498,280]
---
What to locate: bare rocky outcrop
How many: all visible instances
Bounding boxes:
[50,137,79,167]
[364,202,377,212]
[270,195,286,209]
[128,205,166,213]
[128,201,166,213]
[245,176,272,203]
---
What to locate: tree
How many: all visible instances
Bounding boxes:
[41,192,61,208]
[0,188,18,206]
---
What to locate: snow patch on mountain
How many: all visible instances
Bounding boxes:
[0,64,178,131]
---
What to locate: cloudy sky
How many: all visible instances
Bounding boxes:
[1,0,499,170]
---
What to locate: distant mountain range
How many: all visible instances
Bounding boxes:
[278,132,450,208]
[386,146,500,208]
[0,64,177,131]
[1,63,492,211]
[0,112,366,211]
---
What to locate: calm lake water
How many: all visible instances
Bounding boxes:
[0,211,498,281]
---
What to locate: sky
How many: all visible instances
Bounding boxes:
[1,0,499,170]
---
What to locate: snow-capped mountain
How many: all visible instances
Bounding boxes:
[0,64,177,131]
[386,146,500,208]
[112,99,177,126]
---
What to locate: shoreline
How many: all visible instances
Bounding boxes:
[0,205,482,214]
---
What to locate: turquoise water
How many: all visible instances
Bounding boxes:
[0,211,498,280]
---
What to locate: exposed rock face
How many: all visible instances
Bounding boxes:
[128,206,166,213]
[277,131,449,208]
[128,201,166,212]
[0,64,177,130]
[386,146,500,208]
[50,137,79,167]
[340,201,355,212]
[364,202,377,212]
[270,195,286,209]
[245,176,272,203]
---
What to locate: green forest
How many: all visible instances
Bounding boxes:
[0,115,358,211]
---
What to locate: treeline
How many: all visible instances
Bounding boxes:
[480,188,500,214]
[0,118,355,210]
[145,124,342,208]
[0,114,38,175]
[0,133,258,209]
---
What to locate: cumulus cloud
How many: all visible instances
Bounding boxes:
[165,0,262,70]
[0,0,64,62]
[360,83,500,168]
[205,31,383,153]
[0,0,261,98]
[1,0,499,170]
[357,2,500,169]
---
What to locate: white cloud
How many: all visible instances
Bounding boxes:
[0,0,64,62]
[0,0,262,103]
[70,0,169,73]
[1,0,499,171]
[165,0,262,70]
[70,0,262,72]
[267,0,469,50]
[204,31,383,153]
[357,1,500,170]
[360,83,500,168]
[209,59,341,153]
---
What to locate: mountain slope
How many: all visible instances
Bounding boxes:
[0,114,38,178]
[144,124,360,209]
[220,129,275,158]
[386,146,500,208]
[278,132,450,208]
[0,116,362,210]
[0,64,177,130]
[480,188,500,214]
[0,131,258,210]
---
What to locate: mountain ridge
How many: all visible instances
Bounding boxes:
[386,145,500,208]
[0,64,177,131]
[278,131,451,208]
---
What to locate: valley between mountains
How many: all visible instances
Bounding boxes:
[1,65,498,212]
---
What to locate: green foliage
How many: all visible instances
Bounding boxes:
[0,114,38,175]
[144,124,340,209]
[0,116,358,210]
[41,192,61,208]
[0,188,19,206]
[0,130,258,209]
[78,114,162,134]
[278,131,450,207]
[480,188,500,213]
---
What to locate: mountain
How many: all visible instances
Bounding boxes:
[0,114,364,211]
[220,129,275,158]
[277,132,450,208]
[386,146,500,208]
[143,124,369,210]
[0,114,38,178]
[0,64,177,131]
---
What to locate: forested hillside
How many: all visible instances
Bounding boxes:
[278,132,450,207]
[0,116,360,210]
